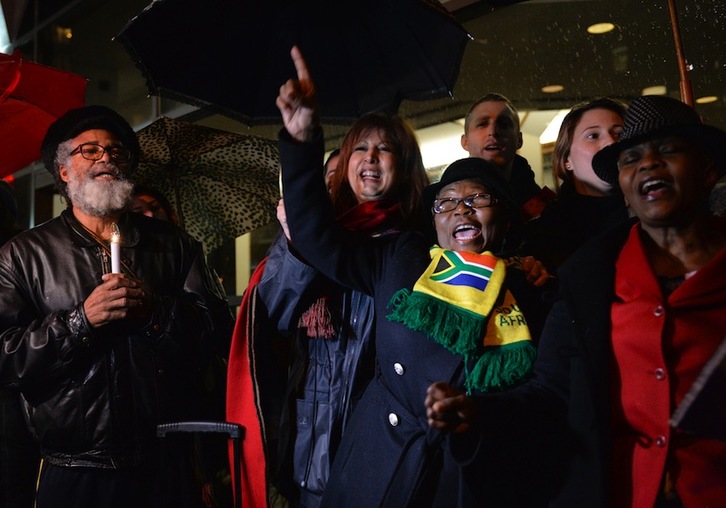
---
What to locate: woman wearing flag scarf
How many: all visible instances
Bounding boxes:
[275,46,554,507]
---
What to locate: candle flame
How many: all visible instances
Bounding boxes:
[111,223,120,243]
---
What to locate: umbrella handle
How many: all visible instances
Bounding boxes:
[667,0,694,107]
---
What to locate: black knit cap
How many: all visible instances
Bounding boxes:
[424,157,519,216]
[40,105,140,175]
[592,95,726,185]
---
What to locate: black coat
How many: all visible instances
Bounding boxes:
[529,220,633,507]
[510,154,545,207]
[517,180,629,272]
[465,219,637,507]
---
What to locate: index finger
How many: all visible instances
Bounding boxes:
[290,45,310,82]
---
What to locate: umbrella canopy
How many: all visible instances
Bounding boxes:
[115,0,471,125]
[0,51,87,177]
[134,116,280,253]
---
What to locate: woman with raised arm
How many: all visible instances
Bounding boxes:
[227,62,430,508]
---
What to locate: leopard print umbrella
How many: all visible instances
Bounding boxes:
[134,116,280,254]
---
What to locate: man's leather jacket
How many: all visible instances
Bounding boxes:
[0,209,233,468]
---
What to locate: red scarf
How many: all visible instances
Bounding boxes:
[225,258,269,508]
[336,199,403,236]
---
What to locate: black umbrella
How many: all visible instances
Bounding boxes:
[115,0,471,125]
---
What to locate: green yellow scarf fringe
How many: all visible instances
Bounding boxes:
[387,247,535,394]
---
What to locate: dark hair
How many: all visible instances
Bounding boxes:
[132,185,179,224]
[464,93,520,133]
[552,97,627,192]
[324,148,341,173]
[330,113,429,230]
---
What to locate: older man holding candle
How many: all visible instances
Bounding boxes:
[0,105,234,507]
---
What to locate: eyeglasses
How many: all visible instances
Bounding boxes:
[70,143,132,163]
[432,193,498,214]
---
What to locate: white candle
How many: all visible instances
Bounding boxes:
[110,223,121,274]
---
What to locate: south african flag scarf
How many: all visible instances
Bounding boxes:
[387,247,535,393]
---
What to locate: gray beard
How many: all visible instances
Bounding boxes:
[66,166,134,217]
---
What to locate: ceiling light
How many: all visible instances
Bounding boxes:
[642,85,667,96]
[539,109,570,145]
[54,27,73,43]
[696,96,718,104]
[541,84,564,93]
[587,22,615,35]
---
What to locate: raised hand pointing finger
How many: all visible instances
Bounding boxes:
[276,45,319,142]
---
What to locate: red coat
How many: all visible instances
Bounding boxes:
[610,225,726,507]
